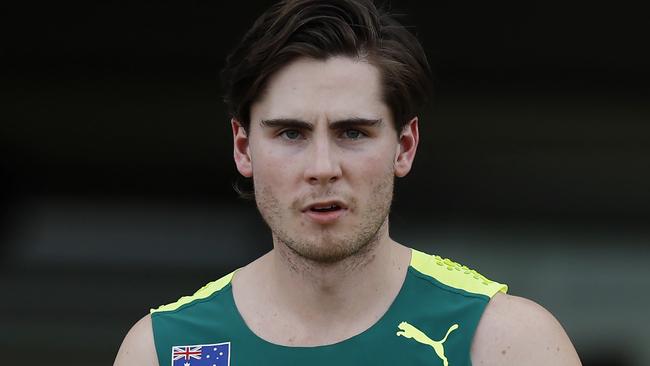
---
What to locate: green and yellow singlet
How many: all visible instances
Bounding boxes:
[151,248,507,366]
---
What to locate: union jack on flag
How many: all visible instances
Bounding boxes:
[171,342,230,366]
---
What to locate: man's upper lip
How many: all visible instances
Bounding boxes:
[303,200,347,212]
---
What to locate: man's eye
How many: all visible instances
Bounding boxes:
[280,129,302,140]
[343,129,364,139]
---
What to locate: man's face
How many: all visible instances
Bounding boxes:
[232,56,418,263]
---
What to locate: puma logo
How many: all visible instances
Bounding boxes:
[396,321,459,366]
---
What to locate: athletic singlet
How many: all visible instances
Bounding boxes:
[150,248,507,366]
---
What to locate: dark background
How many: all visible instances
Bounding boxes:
[2,1,649,365]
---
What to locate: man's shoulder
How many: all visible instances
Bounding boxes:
[114,314,157,366]
[471,293,582,366]
[114,271,237,366]
[150,271,236,315]
[408,248,508,299]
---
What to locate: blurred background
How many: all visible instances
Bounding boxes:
[2,1,649,365]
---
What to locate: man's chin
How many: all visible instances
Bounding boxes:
[284,238,372,264]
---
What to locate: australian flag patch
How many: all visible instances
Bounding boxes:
[171,342,230,366]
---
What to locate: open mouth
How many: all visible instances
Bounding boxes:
[304,201,347,224]
[310,204,341,212]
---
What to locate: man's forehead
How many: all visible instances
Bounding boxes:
[249,56,392,129]
[258,59,383,98]
[268,56,381,87]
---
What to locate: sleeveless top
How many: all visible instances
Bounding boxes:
[150,248,507,366]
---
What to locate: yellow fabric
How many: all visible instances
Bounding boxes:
[150,271,235,313]
[151,249,505,314]
[410,249,507,298]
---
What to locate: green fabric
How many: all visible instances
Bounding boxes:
[152,263,494,365]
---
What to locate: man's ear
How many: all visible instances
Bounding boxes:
[394,117,419,177]
[232,118,253,177]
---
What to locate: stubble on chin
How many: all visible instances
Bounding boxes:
[254,172,395,265]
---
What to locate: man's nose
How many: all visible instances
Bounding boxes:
[304,137,342,185]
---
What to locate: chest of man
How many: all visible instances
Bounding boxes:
[152,251,506,366]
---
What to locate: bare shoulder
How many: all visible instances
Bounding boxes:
[114,313,159,366]
[471,292,582,366]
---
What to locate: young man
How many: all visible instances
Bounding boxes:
[115,1,582,365]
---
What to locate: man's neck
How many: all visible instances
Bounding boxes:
[232,222,411,346]
[274,228,385,290]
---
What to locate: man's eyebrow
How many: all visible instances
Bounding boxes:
[260,118,382,129]
[260,119,313,130]
[330,118,383,129]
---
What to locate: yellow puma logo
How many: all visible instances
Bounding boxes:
[396,321,459,366]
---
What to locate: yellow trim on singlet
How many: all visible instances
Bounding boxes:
[150,271,235,314]
[410,249,507,298]
[150,249,505,313]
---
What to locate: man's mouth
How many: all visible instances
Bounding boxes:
[309,204,341,212]
[303,201,348,224]
[304,200,347,212]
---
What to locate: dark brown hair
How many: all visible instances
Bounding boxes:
[221,0,432,132]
